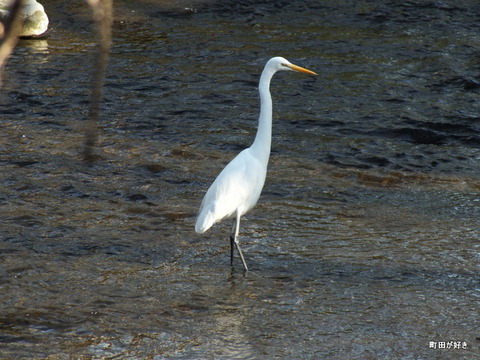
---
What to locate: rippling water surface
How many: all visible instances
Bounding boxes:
[1,0,479,359]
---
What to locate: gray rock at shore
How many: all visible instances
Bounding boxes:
[0,0,49,37]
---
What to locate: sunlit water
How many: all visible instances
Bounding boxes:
[1,1,479,359]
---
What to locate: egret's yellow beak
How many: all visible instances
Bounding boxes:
[286,63,318,75]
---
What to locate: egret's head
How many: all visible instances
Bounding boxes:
[268,56,317,75]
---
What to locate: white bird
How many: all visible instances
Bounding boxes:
[195,56,317,271]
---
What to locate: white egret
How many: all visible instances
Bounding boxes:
[195,56,317,271]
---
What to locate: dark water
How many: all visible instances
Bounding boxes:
[1,0,480,359]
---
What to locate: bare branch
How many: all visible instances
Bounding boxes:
[83,0,113,162]
[0,0,24,86]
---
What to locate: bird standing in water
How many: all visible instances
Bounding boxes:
[195,57,317,271]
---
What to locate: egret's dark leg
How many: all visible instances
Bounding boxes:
[230,214,248,271]
[230,219,236,267]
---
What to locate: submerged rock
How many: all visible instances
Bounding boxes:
[0,0,49,37]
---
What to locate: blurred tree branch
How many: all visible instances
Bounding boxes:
[83,0,113,162]
[0,0,24,87]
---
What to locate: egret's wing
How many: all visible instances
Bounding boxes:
[195,150,265,233]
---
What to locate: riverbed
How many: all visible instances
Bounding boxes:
[1,1,479,359]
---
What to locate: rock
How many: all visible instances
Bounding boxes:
[0,0,49,37]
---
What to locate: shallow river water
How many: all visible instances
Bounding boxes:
[1,0,480,359]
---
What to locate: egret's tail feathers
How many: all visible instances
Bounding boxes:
[195,210,215,234]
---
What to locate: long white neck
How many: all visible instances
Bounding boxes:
[250,66,275,165]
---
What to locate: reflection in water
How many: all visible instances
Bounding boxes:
[209,310,255,359]
[20,39,49,54]
[1,0,479,359]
